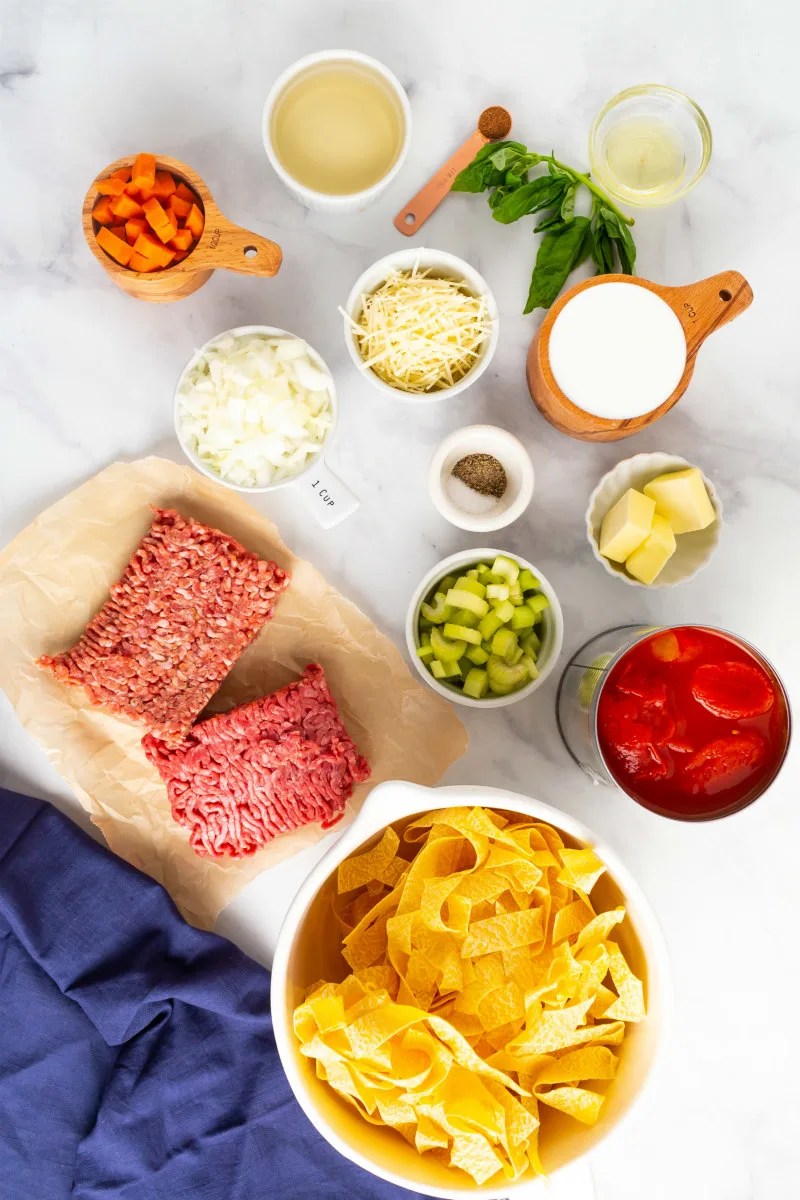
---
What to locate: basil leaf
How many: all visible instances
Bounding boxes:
[560,184,577,222]
[595,206,637,274]
[591,221,614,274]
[489,145,528,172]
[533,212,566,233]
[524,216,592,312]
[452,142,529,193]
[491,175,567,224]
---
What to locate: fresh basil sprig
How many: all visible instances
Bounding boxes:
[453,141,636,313]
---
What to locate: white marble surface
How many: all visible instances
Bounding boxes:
[2,2,799,1197]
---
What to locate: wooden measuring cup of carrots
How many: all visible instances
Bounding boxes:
[82,153,282,303]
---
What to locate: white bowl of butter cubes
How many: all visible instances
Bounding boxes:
[406,548,564,707]
[587,452,723,588]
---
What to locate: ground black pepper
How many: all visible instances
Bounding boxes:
[451,453,507,499]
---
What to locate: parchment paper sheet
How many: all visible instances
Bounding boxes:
[0,458,467,928]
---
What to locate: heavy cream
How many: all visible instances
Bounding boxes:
[548,281,687,420]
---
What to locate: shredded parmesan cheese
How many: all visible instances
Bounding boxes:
[342,266,493,394]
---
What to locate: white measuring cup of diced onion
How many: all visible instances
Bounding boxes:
[173,325,358,529]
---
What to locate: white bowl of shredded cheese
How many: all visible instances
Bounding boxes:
[341,248,499,401]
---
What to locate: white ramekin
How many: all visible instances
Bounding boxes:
[262,50,412,213]
[405,547,563,708]
[429,425,535,532]
[342,247,499,402]
[586,451,723,588]
[272,779,671,1198]
[173,325,358,529]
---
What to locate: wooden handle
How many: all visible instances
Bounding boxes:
[190,203,282,277]
[658,270,754,355]
[393,130,487,236]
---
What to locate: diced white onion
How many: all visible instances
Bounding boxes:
[177,334,333,489]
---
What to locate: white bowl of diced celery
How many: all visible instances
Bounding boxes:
[406,549,564,707]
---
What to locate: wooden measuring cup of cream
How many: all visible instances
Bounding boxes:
[82,155,282,303]
[527,271,753,441]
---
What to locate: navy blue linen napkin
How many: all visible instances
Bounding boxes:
[0,787,429,1200]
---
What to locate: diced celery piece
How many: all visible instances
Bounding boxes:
[492,599,515,624]
[526,593,550,615]
[481,640,494,655]
[446,588,489,617]
[487,654,528,689]
[521,654,539,681]
[485,584,510,602]
[521,631,541,657]
[488,680,515,695]
[466,569,480,581]
[463,668,489,699]
[457,656,473,679]
[518,569,540,593]
[430,627,467,661]
[420,592,452,624]
[510,646,524,665]
[452,607,480,629]
[417,644,434,663]
[455,576,487,598]
[491,555,520,585]
[482,571,504,585]
[478,610,503,640]
[510,606,536,631]
[444,623,482,645]
[439,575,458,595]
[420,631,431,647]
[508,584,523,605]
[431,658,461,679]
[492,628,518,662]
[466,645,489,666]
[476,563,493,579]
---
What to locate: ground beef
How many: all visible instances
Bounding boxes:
[38,508,289,744]
[142,664,370,858]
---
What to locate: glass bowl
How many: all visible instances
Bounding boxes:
[589,85,712,207]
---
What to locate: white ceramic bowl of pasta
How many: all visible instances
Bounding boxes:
[342,248,499,402]
[271,779,671,1198]
[586,451,723,588]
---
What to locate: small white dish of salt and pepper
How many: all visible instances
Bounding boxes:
[428,424,535,532]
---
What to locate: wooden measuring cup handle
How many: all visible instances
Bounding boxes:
[190,205,282,277]
[393,130,487,236]
[661,270,753,356]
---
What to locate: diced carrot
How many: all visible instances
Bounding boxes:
[97,226,134,267]
[125,217,147,245]
[185,203,204,239]
[142,197,178,243]
[132,231,175,268]
[169,227,193,251]
[96,175,126,196]
[151,170,176,199]
[175,181,197,204]
[112,166,131,182]
[131,152,156,190]
[171,249,189,263]
[110,193,143,219]
[93,195,115,225]
[167,193,192,219]
[125,182,141,197]
[129,251,159,272]
[109,225,128,240]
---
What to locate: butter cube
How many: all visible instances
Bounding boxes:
[625,515,676,584]
[643,467,715,534]
[599,488,656,563]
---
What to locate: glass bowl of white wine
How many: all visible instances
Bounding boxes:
[589,84,712,208]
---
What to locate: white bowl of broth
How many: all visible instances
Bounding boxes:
[262,50,411,212]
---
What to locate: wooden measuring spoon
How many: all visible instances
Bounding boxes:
[526,270,754,442]
[82,155,282,303]
[393,107,512,236]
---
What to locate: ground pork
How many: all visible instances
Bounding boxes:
[142,663,370,858]
[38,507,289,743]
